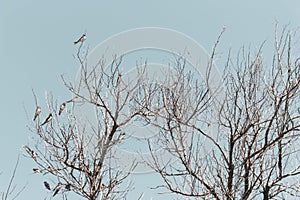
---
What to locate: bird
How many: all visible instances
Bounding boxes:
[24,146,32,155]
[33,106,41,121]
[33,168,40,173]
[52,183,61,197]
[58,102,66,115]
[74,34,86,45]
[65,184,71,191]
[44,181,51,190]
[24,146,37,160]
[48,166,56,172]
[31,151,37,161]
[118,132,125,141]
[41,113,52,126]
[117,73,122,85]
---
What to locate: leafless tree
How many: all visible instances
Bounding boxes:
[25,43,149,200]
[137,26,300,199]
[25,26,300,199]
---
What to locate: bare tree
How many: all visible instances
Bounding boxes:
[25,26,300,199]
[25,43,149,200]
[137,26,300,199]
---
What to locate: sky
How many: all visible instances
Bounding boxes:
[1,1,300,199]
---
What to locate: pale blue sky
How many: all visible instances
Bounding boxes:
[0,1,300,199]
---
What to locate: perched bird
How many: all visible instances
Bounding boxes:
[32,151,37,161]
[33,106,41,121]
[48,166,56,172]
[58,102,66,115]
[24,146,37,160]
[44,181,51,190]
[24,146,32,155]
[65,184,71,191]
[41,113,52,126]
[74,34,86,45]
[52,183,61,197]
[117,73,122,85]
[118,132,125,141]
[33,168,40,173]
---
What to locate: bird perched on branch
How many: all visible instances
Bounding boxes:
[33,168,40,173]
[24,146,37,161]
[41,113,52,126]
[52,183,61,197]
[117,73,122,85]
[24,145,32,155]
[74,34,86,45]
[58,102,66,115]
[44,181,51,190]
[65,184,71,191]
[33,106,41,121]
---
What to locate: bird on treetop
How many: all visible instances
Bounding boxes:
[52,183,61,197]
[58,102,66,115]
[74,34,86,45]
[41,113,52,126]
[33,106,41,121]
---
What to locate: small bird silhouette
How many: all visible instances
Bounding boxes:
[117,73,122,85]
[65,184,71,191]
[118,132,125,141]
[24,146,32,155]
[52,183,61,197]
[48,166,56,172]
[41,113,52,126]
[33,168,40,173]
[32,151,37,160]
[33,106,41,121]
[58,102,66,115]
[74,34,86,45]
[44,181,51,190]
[24,146,37,160]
